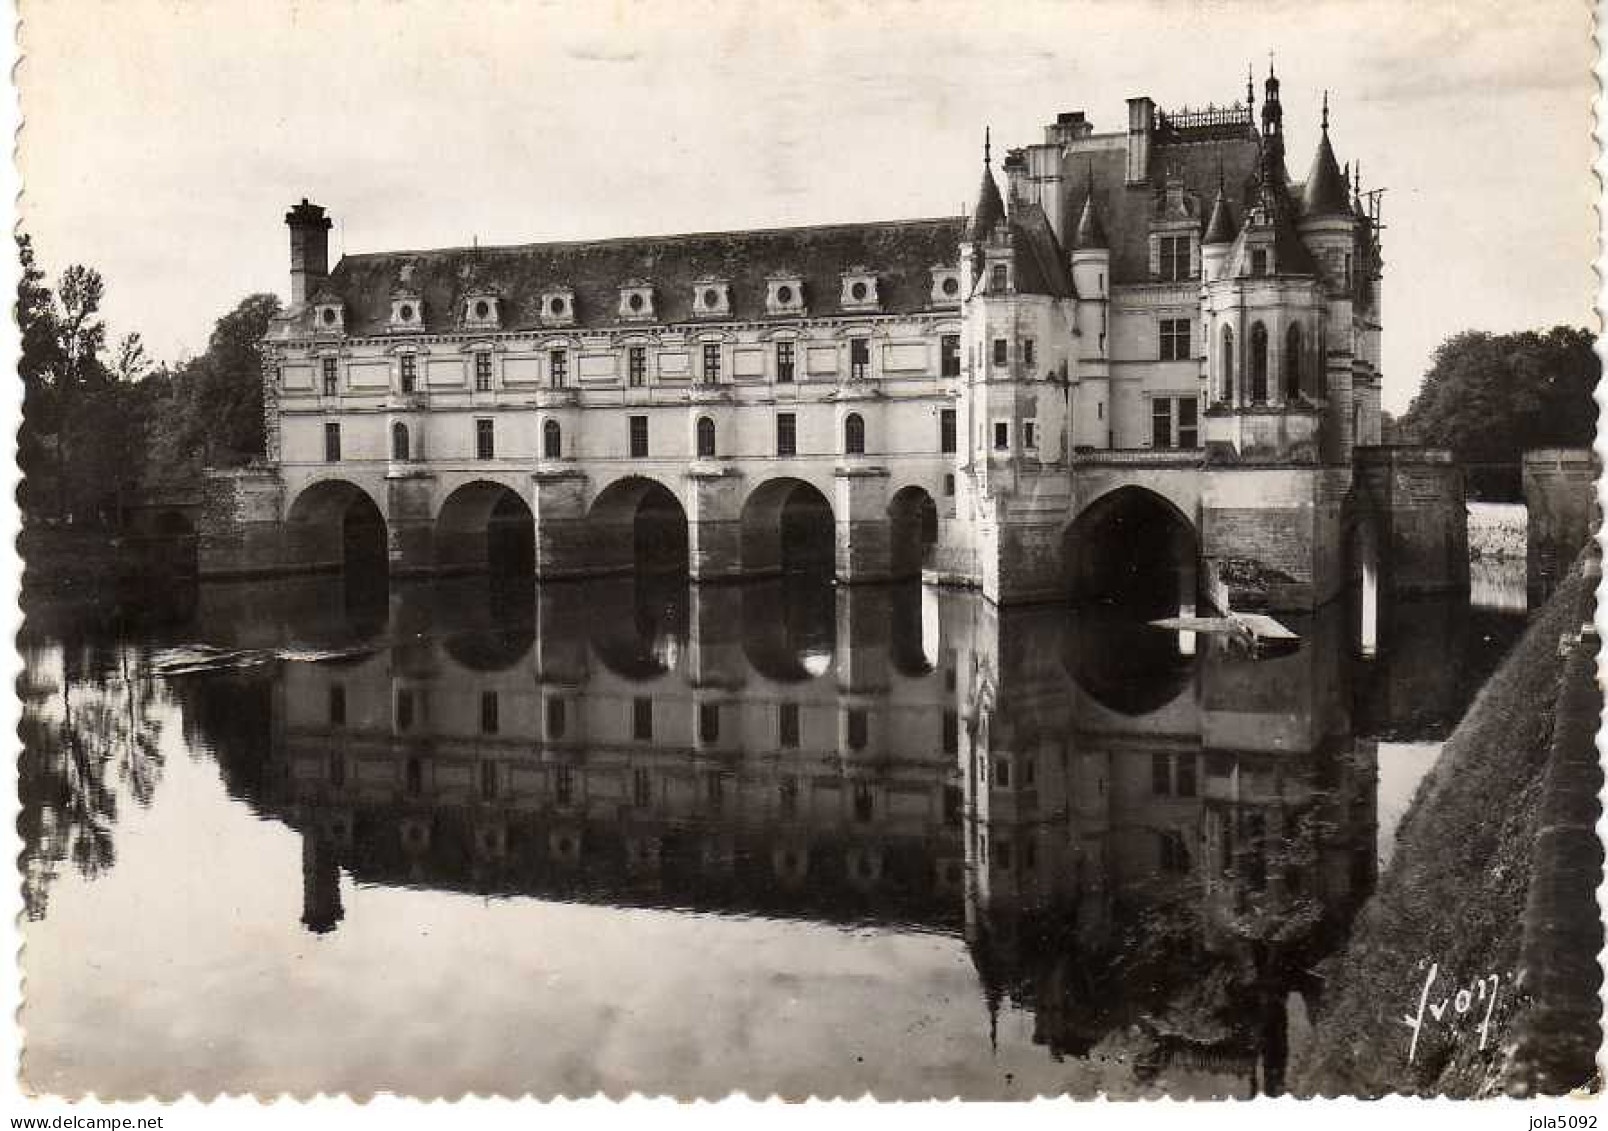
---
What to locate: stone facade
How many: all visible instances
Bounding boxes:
[215,71,1463,612]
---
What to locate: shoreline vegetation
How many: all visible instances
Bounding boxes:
[1290,553,1598,1097]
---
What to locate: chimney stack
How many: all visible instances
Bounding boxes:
[285,198,332,308]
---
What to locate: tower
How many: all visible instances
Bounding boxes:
[285,198,332,309]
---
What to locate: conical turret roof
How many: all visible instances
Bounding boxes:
[970,128,1006,242]
[1302,96,1349,217]
[1202,188,1238,244]
[1073,193,1108,250]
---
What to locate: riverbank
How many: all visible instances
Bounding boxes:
[18,525,131,602]
[1291,553,1599,1097]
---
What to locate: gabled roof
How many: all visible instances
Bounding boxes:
[283,217,964,336]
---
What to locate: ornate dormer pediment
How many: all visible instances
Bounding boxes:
[309,284,345,335]
[764,272,806,317]
[617,279,656,321]
[839,267,881,312]
[691,277,731,319]
[388,269,425,332]
[461,276,502,331]
[540,286,577,327]
[929,266,962,306]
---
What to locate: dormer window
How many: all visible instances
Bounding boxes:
[313,301,345,334]
[389,295,424,332]
[839,270,880,312]
[1251,248,1269,276]
[989,263,1009,293]
[765,274,806,317]
[463,292,501,330]
[930,268,961,306]
[618,282,656,321]
[692,279,731,319]
[541,288,577,327]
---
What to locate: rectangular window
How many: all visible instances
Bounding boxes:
[940,408,956,454]
[480,690,499,735]
[776,341,795,383]
[323,422,341,462]
[329,684,346,727]
[628,346,647,387]
[1176,753,1197,798]
[940,334,960,377]
[1177,397,1199,449]
[942,709,958,756]
[706,772,725,811]
[992,339,1008,367]
[994,758,1011,788]
[321,356,338,396]
[1023,420,1037,450]
[943,473,955,497]
[699,703,720,743]
[776,412,796,457]
[779,702,800,748]
[554,765,573,806]
[633,697,653,741]
[779,775,798,816]
[702,343,721,384]
[480,761,498,800]
[1252,249,1269,276]
[629,415,649,458]
[1160,235,1191,281]
[1152,398,1173,449]
[476,418,495,460]
[846,708,868,751]
[993,422,1009,451]
[850,338,870,380]
[396,689,414,730]
[474,352,493,391]
[1023,338,1036,368]
[550,349,568,387]
[400,354,417,393]
[1151,751,1171,796]
[853,781,874,823]
[633,767,652,807]
[1160,318,1191,361]
[546,697,566,739]
[990,263,1008,291]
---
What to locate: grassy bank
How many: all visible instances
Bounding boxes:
[1290,556,1596,1097]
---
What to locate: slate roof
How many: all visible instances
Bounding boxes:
[970,163,1007,243]
[1301,128,1350,217]
[1010,202,1075,297]
[295,217,964,336]
[1072,191,1109,251]
[1202,188,1238,244]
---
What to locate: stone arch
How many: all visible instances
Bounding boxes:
[741,477,835,577]
[436,480,535,575]
[739,577,836,682]
[587,475,689,576]
[887,484,938,579]
[1250,321,1269,404]
[285,478,389,575]
[1063,485,1198,612]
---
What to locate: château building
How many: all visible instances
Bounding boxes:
[219,67,1464,610]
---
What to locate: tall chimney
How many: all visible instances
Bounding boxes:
[1125,97,1155,184]
[285,198,332,307]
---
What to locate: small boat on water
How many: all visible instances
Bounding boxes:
[1148,611,1301,658]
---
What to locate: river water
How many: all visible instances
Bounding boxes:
[18,569,1526,1100]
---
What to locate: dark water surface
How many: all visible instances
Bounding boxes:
[18,571,1526,1099]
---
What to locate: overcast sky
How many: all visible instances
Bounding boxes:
[17,0,1597,412]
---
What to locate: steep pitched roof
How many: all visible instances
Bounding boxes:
[1072,190,1108,251]
[290,217,964,336]
[971,164,1007,243]
[1010,202,1074,297]
[1301,128,1350,217]
[1202,188,1238,244]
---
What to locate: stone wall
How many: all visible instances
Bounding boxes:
[1353,446,1469,600]
[197,468,286,578]
[1523,448,1598,604]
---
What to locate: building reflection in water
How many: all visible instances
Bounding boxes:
[152,568,1447,1097]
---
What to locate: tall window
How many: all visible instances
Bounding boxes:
[554,765,573,806]
[1151,752,1171,795]
[850,338,869,380]
[321,356,337,396]
[846,708,868,751]
[702,343,721,384]
[633,697,653,741]
[323,422,341,462]
[843,413,865,455]
[1022,420,1037,450]
[1151,397,1200,449]
[1251,249,1269,277]
[629,415,648,458]
[543,418,562,459]
[779,702,799,748]
[1152,398,1174,449]
[776,412,796,457]
[480,691,499,735]
[940,408,956,454]
[940,334,960,377]
[776,340,795,383]
[546,697,566,739]
[476,419,495,460]
[1250,323,1269,403]
[1221,325,1235,402]
[329,684,346,727]
[1023,338,1036,368]
[1317,325,1329,397]
[992,339,1008,367]
[628,346,647,387]
[550,349,568,387]
[475,351,493,391]
[391,422,409,461]
[990,264,1007,291]
[1159,235,1191,281]
[633,767,651,807]
[993,422,1009,451]
[696,416,716,458]
[1160,318,1191,361]
[1178,397,1199,448]
[699,703,720,743]
[399,353,417,393]
[1285,323,1304,400]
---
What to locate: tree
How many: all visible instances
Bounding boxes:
[1399,326,1599,499]
[16,234,63,516]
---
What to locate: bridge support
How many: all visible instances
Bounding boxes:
[1524,448,1598,604]
[834,466,892,583]
[687,467,745,582]
[1202,466,1348,611]
[197,468,285,579]
[386,471,436,575]
[531,468,592,580]
[1350,447,1469,602]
